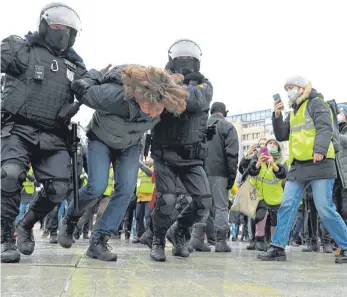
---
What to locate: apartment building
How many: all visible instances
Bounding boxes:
[227,109,289,157]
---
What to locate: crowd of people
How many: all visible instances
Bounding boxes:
[1,2,347,266]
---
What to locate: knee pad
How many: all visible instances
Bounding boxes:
[255,208,267,224]
[175,194,192,213]
[1,163,26,194]
[192,194,212,217]
[43,179,71,204]
[156,193,177,215]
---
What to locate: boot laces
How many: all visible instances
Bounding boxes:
[153,236,164,247]
[175,227,186,246]
[98,236,112,252]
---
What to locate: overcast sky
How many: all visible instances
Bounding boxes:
[2,0,347,126]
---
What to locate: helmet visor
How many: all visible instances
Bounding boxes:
[42,5,81,32]
[169,39,202,61]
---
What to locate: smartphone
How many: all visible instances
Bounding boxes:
[273,93,281,101]
[260,147,270,156]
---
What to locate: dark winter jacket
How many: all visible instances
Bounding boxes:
[205,113,239,184]
[75,65,160,150]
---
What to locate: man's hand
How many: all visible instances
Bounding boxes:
[274,99,284,118]
[256,153,268,169]
[183,72,205,85]
[100,64,112,74]
[313,153,324,163]
[247,144,256,157]
[71,79,90,100]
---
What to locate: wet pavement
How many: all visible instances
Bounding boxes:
[2,227,346,297]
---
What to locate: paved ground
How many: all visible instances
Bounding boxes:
[1,227,346,297]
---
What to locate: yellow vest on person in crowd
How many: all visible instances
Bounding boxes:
[136,169,154,202]
[80,174,88,187]
[23,167,35,194]
[249,160,286,206]
[289,99,335,164]
[228,183,238,201]
[103,168,114,197]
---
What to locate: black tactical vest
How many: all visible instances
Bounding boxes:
[2,44,84,129]
[152,110,208,148]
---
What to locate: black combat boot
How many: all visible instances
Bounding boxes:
[49,232,58,244]
[83,232,90,240]
[166,222,190,257]
[140,228,153,249]
[87,233,117,261]
[16,209,37,255]
[58,216,78,248]
[257,245,287,261]
[188,223,211,252]
[215,230,231,252]
[73,225,82,240]
[322,240,334,253]
[150,235,166,261]
[246,240,256,250]
[255,236,267,251]
[335,249,347,264]
[1,221,20,263]
[302,239,320,252]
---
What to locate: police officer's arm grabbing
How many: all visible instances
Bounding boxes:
[183,73,213,112]
[1,36,29,77]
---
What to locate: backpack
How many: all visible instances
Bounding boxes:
[326,99,340,153]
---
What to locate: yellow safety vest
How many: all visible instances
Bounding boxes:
[23,168,35,194]
[249,160,286,206]
[103,168,114,196]
[136,170,154,194]
[289,98,335,164]
[80,174,88,187]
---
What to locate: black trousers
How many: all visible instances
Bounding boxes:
[1,134,71,224]
[151,157,212,236]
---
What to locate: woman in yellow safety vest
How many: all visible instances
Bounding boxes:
[258,76,347,264]
[248,139,288,251]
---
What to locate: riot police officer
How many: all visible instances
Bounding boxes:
[149,39,213,261]
[1,2,85,263]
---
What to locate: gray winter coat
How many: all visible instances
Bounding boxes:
[336,123,347,188]
[77,66,160,150]
[272,90,337,182]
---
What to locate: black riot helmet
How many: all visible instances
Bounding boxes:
[168,39,202,74]
[38,2,82,51]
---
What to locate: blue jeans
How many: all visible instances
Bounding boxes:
[15,202,30,224]
[272,179,347,250]
[67,139,139,238]
[58,200,67,227]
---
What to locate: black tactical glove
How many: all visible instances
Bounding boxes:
[57,101,81,125]
[183,72,205,85]
[226,177,235,190]
[71,79,90,100]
